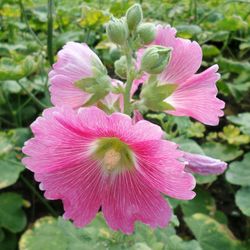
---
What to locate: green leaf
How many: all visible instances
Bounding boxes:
[0,133,13,157]
[202,45,220,57]
[218,125,250,146]
[166,235,202,250]
[174,138,204,155]
[226,153,250,186]
[0,192,27,233]
[0,157,24,189]
[202,142,243,162]
[0,231,17,250]
[19,217,90,250]
[19,214,177,250]
[235,187,250,216]
[176,25,202,39]
[181,189,216,217]
[184,214,243,250]
[227,113,250,135]
[0,228,4,242]
[187,122,206,138]
[217,57,250,74]
[216,15,247,31]
[0,56,37,81]
[195,174,217,185]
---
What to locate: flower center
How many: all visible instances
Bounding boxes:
[103,149,121,171]
[90,137,135,173]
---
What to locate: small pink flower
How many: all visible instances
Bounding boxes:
[182,152,227,175]
[135,25,225,126]
[49,42,114,109]
[22,106,195,234]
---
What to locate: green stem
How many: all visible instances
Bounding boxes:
[123,47,134,115]
[18,0,43,47]
[47,0,54,66]
[20,175,58,217]
[16,81,48,109]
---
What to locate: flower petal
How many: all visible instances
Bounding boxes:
[102,171,172,234]
[165,65,225,125]
[132,140,196,200]
[49,75,90,108]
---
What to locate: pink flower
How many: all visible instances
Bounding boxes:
[22,106,195,234]
[135,25,225,126]
[182,152,227,175]
[49,42,111,109]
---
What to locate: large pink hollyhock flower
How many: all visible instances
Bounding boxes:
[22,106,195,234]
[49,42,112,109]
[136,25,225,126]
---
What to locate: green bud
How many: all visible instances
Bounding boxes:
[126,4,143,31]
[136,23,156,45]
[114,56,127,79]
[114,56,136,79]
[141,45,171,74]
[106,17,128,45]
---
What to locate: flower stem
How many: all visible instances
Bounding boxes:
[123,46,134,115]
[47,0,54,66]
[16,81,48,109]
[20,175,58,217]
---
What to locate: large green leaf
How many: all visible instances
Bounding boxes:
[181,189,216,217]
[19,214,178,250]
[226,153,250,186]
[165,235,202,250]
[0,56,37,81]
[227,113,250,135]
[0,157,24,189]
[202,142,243,162]
[235,187,250,216]
[173,138,204,155]
[0,193,27,233]
[185,214,243,250]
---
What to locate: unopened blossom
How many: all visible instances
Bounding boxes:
[22,106,195,234]
[135,25,225,126]
[182,152,227,175]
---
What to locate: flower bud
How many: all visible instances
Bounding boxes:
[182,152,227,175]
[106,17,128,45]
[141,45,171,74]
[126,4,143,31]
[137,23,156,45]
[114,56,127,79]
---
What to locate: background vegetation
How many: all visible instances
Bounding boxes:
[0,0,250,249]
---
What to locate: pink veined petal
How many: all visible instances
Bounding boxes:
[153,25,177,46]
[158,38,202,84]
[165,65,225,125]
[102,171,172,234]
[131,140,196,200]
[49,42,99,82]
[35,157,104,227]
[49,75,90,108]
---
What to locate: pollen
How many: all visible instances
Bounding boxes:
[103,149,121,171]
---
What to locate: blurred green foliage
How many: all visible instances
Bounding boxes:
[0,0,250,249]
